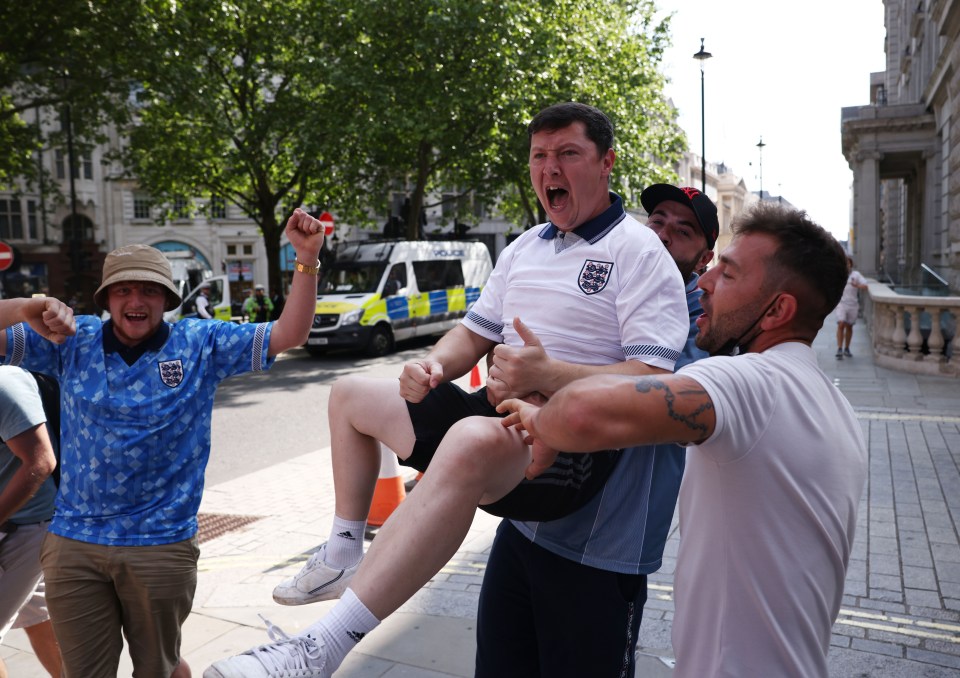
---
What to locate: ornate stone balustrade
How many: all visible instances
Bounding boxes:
[862,281,958,377]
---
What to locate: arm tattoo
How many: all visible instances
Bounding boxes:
[634,377,713,440]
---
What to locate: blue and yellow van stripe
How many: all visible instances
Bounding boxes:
[313,286,483,332]
[353,286,483,328]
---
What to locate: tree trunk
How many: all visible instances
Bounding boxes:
[260,216,283,299]
[406,140,432,240]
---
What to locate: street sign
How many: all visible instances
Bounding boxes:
[319,211,335,237]
[0,241,13,272]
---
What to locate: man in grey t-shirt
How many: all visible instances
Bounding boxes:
[0,366,61,676]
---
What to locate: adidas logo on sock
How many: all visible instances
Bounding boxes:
[347,631,365,643]
[337,530,356,541]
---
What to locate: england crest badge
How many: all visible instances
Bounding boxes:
[578,259,614,295]
[158,359,184,388]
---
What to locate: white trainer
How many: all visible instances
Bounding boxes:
[272,543,361,606]
[203,616,330,678]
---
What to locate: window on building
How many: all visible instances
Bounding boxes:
[81,152,93,180]
[243,244,253,255]
[210,195,226,219]
[391,192,406,218]
[442,193,457,219]
[440,192,483,221]
[54,149,93,180]
[62,214,93,242]
[227,244,237,256]
[0,199,24,240]
[133,193,152,220]
[27,200,38,240]
[172,196,191,220]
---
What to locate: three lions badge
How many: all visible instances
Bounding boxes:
[578,260,613,295]
[158,359,184,388]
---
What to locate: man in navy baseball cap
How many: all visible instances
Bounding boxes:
[641,184,719,251]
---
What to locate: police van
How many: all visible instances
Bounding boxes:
[306,240,493,356]
[175,274,233,322]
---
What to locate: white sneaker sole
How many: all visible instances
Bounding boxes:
[272,574,350,606]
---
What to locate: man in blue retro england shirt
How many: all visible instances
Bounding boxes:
[0,208,324,678]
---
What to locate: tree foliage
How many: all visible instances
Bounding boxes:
[126,0,352,295]
[3,0,685,290]
[327,0,533,238]
[485,0,685,228]
[332,0,684,235]
[0,0,145,188]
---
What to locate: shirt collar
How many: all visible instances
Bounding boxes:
[103,319,170,364]
[538,192,626,244]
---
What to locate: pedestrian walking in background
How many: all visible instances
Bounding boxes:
[835,254,868,358]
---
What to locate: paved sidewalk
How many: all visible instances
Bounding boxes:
[3,314,959,676]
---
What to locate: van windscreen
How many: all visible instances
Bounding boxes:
[319,262,387,294]
[412,260,465,292]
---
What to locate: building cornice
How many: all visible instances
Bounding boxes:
[841,103,936,159]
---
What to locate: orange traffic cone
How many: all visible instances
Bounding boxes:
[368,444,407,527]
[470,364,482,390]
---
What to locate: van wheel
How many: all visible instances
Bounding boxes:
[366,326,394,356]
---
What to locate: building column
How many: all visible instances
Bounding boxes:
[921,146,942,271]
[853,150,882,277]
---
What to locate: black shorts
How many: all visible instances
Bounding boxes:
[404,382,621,522]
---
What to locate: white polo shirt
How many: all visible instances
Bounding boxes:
[464,193,687,370]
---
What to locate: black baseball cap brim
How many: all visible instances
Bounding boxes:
[640,184,719,250]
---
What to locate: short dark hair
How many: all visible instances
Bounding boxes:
[733,202,847,328]
[527,102,614,158]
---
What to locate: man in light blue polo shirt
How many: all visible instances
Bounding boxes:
[0,208,324,678]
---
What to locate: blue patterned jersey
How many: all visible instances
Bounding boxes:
[4,317,274,546]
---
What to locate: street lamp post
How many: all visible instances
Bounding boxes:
[693,38,712,194]
[756,136,766,200]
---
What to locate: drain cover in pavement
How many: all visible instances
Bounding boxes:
[197,512,263,543]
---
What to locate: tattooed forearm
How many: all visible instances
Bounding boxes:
[634,377,714,440]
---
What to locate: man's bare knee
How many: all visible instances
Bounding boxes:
[330,375,415,456]
[429,417,529,495]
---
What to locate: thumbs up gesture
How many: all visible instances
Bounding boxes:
[486,317,551,406]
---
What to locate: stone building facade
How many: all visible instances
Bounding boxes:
[842,0,960,293]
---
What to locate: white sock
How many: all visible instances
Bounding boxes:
[324,516,366,568]
[303,588,380,672]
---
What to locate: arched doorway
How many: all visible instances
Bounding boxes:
[151,240,214,301]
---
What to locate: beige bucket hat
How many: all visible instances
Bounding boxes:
[93,244,182,312]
